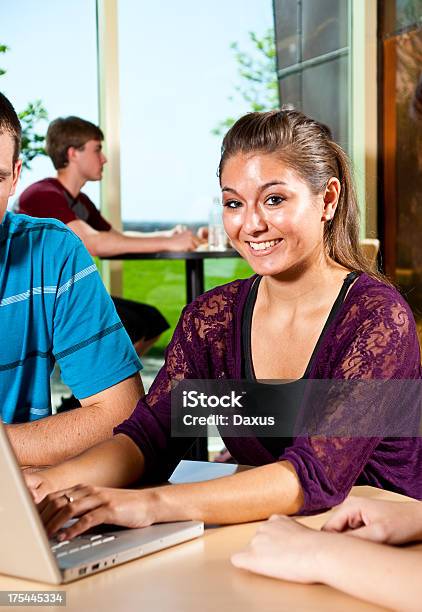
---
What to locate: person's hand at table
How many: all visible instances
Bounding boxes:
[167,229,200,251]
[231,514,324,583]
[196,226,208,241]
[231,506,422,611]
[231,498,422,584]
[322,496,422,544]
[172,225,208,245]
[36,485,157,539]
[24,470,58,504]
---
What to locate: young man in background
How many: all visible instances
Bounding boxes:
[16,116,200,356]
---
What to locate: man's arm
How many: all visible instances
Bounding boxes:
[6,374,143,466]
[67,219,199,256]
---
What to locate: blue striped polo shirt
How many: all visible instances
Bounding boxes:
[0,212,142,424]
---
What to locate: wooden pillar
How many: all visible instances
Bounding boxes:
[96,0,123,295]
[350,0,378,239]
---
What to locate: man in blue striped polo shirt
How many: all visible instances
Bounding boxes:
[0,92,143,467]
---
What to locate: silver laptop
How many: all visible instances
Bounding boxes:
[0,422,203,584]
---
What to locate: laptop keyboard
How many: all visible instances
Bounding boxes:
[50,534,116,558]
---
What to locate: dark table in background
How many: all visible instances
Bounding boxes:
[104,248,241,303]
[102,248,241,460]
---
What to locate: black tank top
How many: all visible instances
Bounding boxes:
[240,271,359,456]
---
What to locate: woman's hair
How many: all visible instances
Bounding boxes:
[219,109,388,283]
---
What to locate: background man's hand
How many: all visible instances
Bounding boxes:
[196,226,208,241]
[167,230,200,251]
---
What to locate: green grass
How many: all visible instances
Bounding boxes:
[121,258,253,354]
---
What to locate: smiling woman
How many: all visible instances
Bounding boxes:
[218,110,375,281]
[26,110,421,540]
[221,157,340,276]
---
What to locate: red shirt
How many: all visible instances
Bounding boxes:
[15,178,111,231]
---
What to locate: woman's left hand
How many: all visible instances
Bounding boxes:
[231,515,324,584]
[38,484,157,540]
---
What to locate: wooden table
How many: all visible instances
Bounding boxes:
[0,485,417,612]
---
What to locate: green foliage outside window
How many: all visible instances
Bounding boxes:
[212,28,279,137]
[1,44,48,169]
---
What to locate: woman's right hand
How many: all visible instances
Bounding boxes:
[323,496,422,544]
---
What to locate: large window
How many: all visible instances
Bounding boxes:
[1,0,99,203]
[273,0,350,146]
[118,0,274,353]
[117,0,275,225]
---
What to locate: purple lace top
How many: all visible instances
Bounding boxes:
[115,274,422,514]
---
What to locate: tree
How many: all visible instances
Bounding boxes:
[0,44,8,77]
[1,44,48,169]
[212,28,279,136]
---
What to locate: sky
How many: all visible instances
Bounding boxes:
[1,0,274,224]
